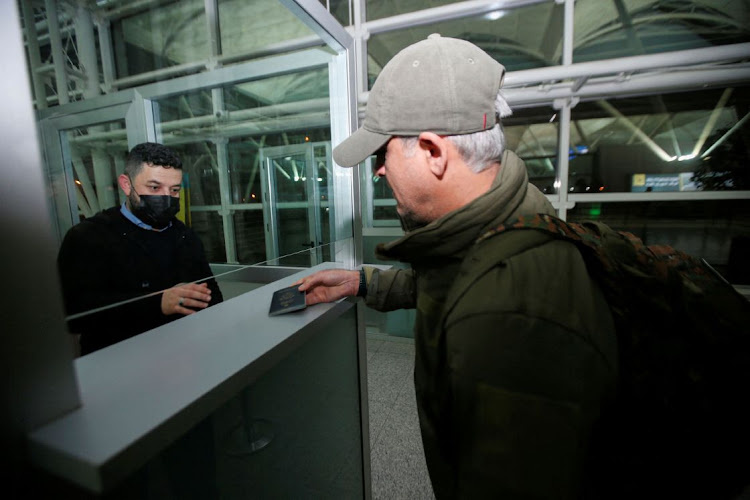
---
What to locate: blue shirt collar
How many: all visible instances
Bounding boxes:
[120,203,172,232]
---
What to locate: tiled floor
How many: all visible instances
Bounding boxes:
[366,334,435,500]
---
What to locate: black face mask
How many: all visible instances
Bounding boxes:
[128,190,180,229]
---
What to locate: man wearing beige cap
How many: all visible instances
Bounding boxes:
[298,35,617,498]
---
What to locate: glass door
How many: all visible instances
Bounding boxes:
[260,142,333,267]
[39,100,136,242]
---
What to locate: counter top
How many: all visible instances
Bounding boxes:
[27,262,355,493]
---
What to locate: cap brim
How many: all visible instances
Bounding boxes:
[332,127,391,168]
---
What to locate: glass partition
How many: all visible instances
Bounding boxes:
[19,0,364,495]
[152,65,333,266]
[39,2,356,355]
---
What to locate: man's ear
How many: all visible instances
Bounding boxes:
[418,132,448,178]
[117,173,132,195]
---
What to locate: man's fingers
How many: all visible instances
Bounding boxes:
[177,296,209,310]
[175,283,212,303]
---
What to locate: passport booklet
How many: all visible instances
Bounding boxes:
[268,285,307,316]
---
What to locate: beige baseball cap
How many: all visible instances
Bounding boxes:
[333,34,506,168]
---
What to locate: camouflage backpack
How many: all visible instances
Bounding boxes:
[481,213,750,499]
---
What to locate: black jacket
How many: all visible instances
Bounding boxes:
[57,207,223,355]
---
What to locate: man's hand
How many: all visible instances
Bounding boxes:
[295,269,360,306]
[161,282,212,315]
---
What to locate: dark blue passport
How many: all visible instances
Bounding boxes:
[268,285,307,316]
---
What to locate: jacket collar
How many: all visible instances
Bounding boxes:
[376,150,554,263]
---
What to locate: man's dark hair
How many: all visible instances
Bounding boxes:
[125,142,182,178]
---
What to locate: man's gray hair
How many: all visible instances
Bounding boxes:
[400,92,512,173]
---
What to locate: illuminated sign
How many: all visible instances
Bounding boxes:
[631,173,697,192]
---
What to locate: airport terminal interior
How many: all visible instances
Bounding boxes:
[4,0,750,498]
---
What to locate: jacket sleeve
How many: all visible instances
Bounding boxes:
[57,224,165,336]
[175,226,224,307]
[363,266,416,311]
[194,238,223,306]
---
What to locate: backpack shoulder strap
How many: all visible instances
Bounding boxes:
[441,223,556,324]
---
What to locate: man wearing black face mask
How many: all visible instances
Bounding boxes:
[57,142,223,355]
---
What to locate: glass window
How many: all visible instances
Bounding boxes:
[568,200,750,283]
[321,0,352,26]
[112,0,208,79]
[574,0,750,62]
[218,0,320,60]
[110,0,323,82]
[505,105,559,194]
[367,2,564,88]
[61,120,128,222]
[569,86,750,193]
[360,156,398,226]
[365,0,465,21]
[153,66,333,266]
[191,210,227,263]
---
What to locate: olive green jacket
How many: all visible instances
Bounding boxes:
[364,151,618,499]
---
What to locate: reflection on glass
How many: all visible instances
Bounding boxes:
[574,0,750,63]
[367,2,563,87]
[569,200,750,282]
[569,87,750,193]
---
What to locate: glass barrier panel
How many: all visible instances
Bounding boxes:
[151,66,332,266]
[191,210,228,263]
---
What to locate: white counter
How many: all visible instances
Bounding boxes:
[27,263,359,493]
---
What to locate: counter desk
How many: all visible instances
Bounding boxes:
[28,262,369,498]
